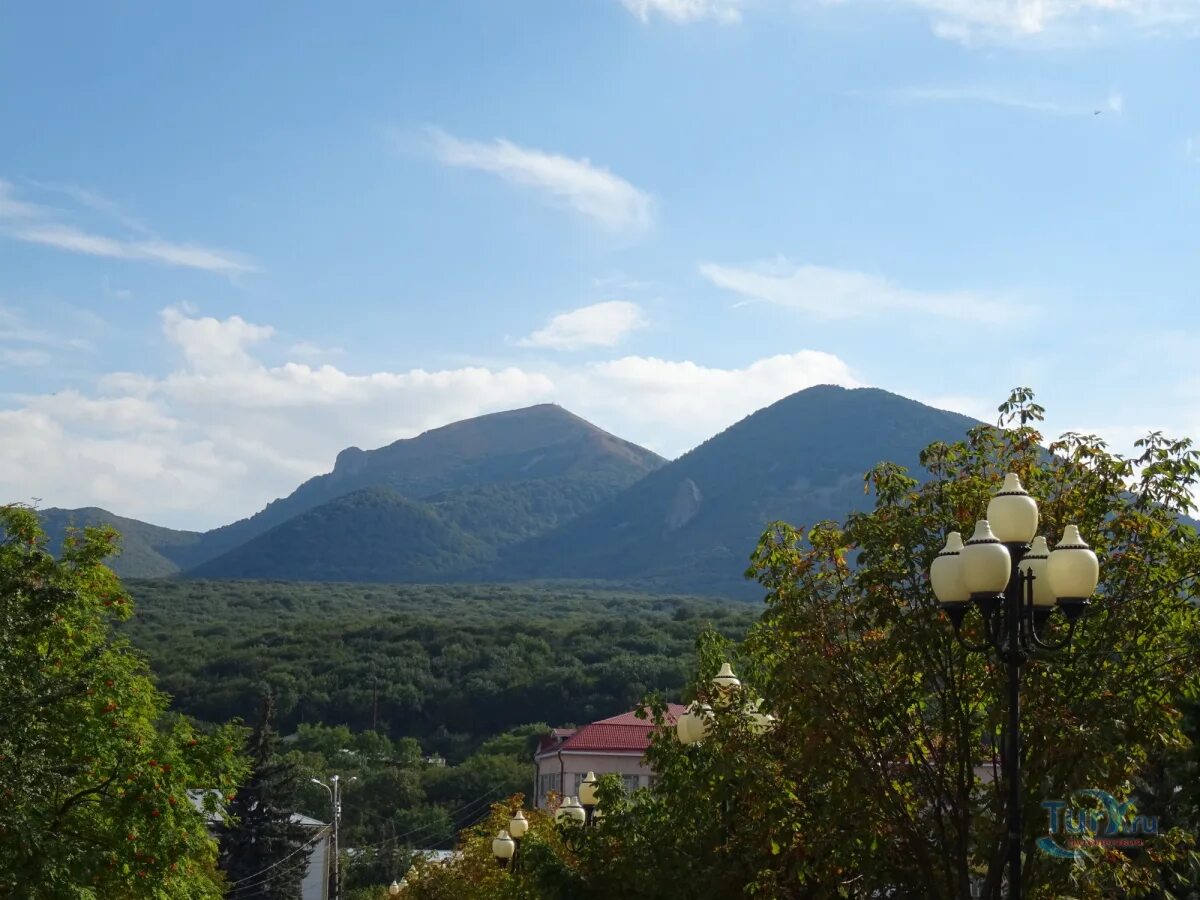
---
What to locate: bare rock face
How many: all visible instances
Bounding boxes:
[333,446,368,476]
[664,478,702,532]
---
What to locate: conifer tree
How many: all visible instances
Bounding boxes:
[219,693,314,899]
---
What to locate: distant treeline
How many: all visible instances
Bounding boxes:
[121,579,756,761]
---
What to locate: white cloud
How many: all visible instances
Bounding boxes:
[0,179,253,275]
[0,306,860,528]
[700,258,1014,323]
[517,301,648,350]
[879,0,1200,43]
[427,129,654,233]
[569,351,861,454]
[888,85,1122,116]
[161,306,274,373]
[619,0,745,23]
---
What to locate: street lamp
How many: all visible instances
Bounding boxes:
[492,829,516,869]
[676,662,775,745]
[930,472,1099,900]
[555,795,586,825]
[312,775,344,900]
[578,772,599,825]
[489,807,534,872]
[508,809,528,841]
[675,701,712,745]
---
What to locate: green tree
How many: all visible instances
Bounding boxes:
[219,694,312,899]
[0,505,249,898]
[396,795,578,900]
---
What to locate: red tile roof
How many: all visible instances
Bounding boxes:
[596,704,686,727]
[538,704,688,755]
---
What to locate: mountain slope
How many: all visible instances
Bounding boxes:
[36,508,204,578]
[190,404,665,566]
[496,386,981,595]
[187,487,496,582]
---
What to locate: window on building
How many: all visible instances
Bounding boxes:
[622,775,640,792]
[538,773,560,799]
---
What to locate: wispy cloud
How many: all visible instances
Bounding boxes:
[618,0,744,23]
[700,258,1014,323]
[887,85,1124,117]
[25,180,152,234]
[518,301,648,350]
[890,0,1200,43]
[426,129,654,233]
[0,179,254,275]
[0,303,59,368]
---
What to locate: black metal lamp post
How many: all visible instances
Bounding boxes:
[930,473,1100,900]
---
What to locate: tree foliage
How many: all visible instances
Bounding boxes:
[0,506,249,898]
[118,580,753,761]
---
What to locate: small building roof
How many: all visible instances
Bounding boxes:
[536,704,687,757]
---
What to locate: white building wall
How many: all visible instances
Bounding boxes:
[533,751,655,808]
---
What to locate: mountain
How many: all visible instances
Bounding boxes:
[496,386,981,596]
[186,487,497,581]
[192,404,665,566]
[34,390,986,591]
[178,403,665,579]
[36,508,205,578]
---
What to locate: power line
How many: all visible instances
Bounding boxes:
[226,824,330,888]
[344,782,512,859]
[226,847,323,899]
[225,781,514,894]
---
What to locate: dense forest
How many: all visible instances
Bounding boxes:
[121,579,753,757]
[117,579,755,870]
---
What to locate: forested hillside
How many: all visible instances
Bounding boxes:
[120,579,755,760]
[192,403,665,568]
[37,507,205,577]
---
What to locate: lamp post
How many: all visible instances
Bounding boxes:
[555,795,586,826]
[492,829,516,870]
[492,809,530,871]
[930,473,1099,900]
[578,773,599,826]
[313,775,355,900]
[675,662,775,745]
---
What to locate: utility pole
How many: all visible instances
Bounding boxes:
[332,774,341,900]
[313,775,345,900]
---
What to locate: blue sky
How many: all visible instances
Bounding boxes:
[1,0,1197,529]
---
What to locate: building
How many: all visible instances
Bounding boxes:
[533,704,686,808]
[188,791,332,900]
